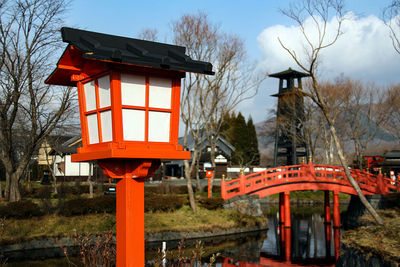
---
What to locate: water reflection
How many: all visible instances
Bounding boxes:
[215,209,339,267]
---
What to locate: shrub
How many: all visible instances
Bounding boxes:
[56,184,80,198]
[198,197,225,210]
[170,185,189,194]
[212,185,221,193]
[19,184,33,198]
[145,192,185,212]
[0,200,43,219]
[58,196,116,216]
[34,185,53,199]
[77,185,89,195]
[385,193,400,209]
[145,186,160,195]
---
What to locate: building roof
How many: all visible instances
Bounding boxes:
[49,136,82,155]
[178,131,235,158]
[269,68,310,79]
[384,150,400,159]
[46,27,214,86]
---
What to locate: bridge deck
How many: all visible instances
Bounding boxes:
[221,162,400,199]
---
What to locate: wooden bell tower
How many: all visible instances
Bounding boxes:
[270,68,310,166]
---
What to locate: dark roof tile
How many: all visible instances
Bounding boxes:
[61,27,214,75]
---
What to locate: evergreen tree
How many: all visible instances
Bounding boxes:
[222,112,261,166]
[247,117,260,165]
[229,113,248,165]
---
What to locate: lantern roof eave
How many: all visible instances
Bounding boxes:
[46,27,214,86]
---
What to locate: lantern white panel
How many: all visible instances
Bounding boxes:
[98,75,111,108]
[100,110,113,142]
[148,111,170,142]
[149,77,172,109]
[121,74,146,107]
[122,109,145,141]
[84,81,96,111]
[86,113,99,144]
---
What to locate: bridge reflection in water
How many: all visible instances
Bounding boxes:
[219,212,337,267]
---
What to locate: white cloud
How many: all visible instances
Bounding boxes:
[236,13,400,124]
[257,12,400,84]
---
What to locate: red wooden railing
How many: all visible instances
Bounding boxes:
[221,162,400,200]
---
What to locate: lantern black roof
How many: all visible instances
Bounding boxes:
[269,68,310,79]
[60,27,214,75]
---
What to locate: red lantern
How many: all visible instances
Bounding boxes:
[46,27,213,267]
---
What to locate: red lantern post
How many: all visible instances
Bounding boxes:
[205,168,214,198]
[46,27,213,267]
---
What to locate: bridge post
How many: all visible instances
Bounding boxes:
[221,178,227,200]
[284,192,291,262]
[324,191,332,258]
[377,173,386,194]
[333,191,340,260]
[240,171,246,195]
[279,192,285,253]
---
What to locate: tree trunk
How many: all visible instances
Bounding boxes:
[7,173,21,202]
[195,158,202,192]
[184,159,196,212]
[209,142,217,198]
[53,175,58,195]
[328,120,384,225]
[0,179,2,199]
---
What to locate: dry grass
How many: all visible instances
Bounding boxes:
[342,209,400,263]
[0,206,265,245]
[145,205,265,233]
[0,213,116,245]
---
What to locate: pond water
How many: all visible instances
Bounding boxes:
[5,204,344,266]
[151,206,340,266]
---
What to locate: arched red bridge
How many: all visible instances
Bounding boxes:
[221,162,400,262]
[221,162,400,200]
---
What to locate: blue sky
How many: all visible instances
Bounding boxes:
[65,0,400,124]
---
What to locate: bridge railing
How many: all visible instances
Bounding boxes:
[221,162,400,199]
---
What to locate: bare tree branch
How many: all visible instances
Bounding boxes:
[279,0,384,225]
[0,0,74,202]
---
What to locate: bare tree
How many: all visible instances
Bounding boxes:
[0,0,74,202]
[384,0,400,54]
[279,0,384,224]
[173,12,265,202]
[172,12,218,211]
[137,27,159,41]
[383,84,400,142]
[316,79,352,165]
[337,79,388,170]
[42,138,58,194]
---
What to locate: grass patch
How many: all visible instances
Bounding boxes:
[145,205,265,233]
[342,209,400,263]
[1,206,265,245]
[0,213,116,245]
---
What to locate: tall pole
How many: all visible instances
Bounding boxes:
[116,177,145,267]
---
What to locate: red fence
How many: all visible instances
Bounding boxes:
[221,162,400,200]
